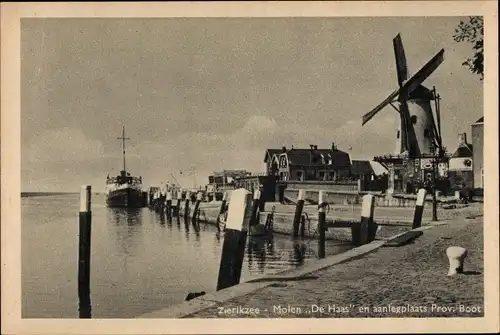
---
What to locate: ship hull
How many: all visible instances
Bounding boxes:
[106,187,146,208]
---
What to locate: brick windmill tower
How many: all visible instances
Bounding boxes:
[362,34,447,194]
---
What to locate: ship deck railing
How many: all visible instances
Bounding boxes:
[106,176,142,185]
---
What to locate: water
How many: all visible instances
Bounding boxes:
[22,194,352,318]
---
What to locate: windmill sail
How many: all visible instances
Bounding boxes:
[361,33,445,159]
[362,89,400,125]
[362,50,444,126]
[393,34,408,87]
[401,49,445,95]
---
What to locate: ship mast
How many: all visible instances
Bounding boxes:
[117,126,130,172]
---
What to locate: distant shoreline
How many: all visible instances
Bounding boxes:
[21,192,83,198]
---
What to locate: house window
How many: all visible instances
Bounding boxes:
[329,172,336,180]
[423,129,430,138]
[319,171,325,180]
[297,171,304,181]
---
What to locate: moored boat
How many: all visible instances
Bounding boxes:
[105,126,146,208]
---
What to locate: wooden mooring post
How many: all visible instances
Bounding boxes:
[184,190,191,220]
[192,192,202,222]
[175,190,182,217]
[78,185,92,318]
[160,189,166,215]
[412,188,427,229]
[216,191,228,232]
[147,190,152,208]
[249,189,261,226]
[155,190,161,212]
[318,190,326,259]
[166,190,172,220]
[351,194,375,246]
[300,214,306,237]
[216,188,252,291]
[292,189,305,237]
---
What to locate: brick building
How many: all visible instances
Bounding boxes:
[264,143,352,182]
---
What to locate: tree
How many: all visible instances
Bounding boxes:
[453,16,484,80]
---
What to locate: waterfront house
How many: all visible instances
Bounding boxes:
[350,160,375,179]
[264,143,351,182]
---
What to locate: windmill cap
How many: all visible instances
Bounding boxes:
[407,85,435,100]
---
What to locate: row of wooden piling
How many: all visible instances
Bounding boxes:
[149,189,205,223]
[287,188,430,259]
[148,187,263,291]
[147,186,430,281]
[75,185,432,317]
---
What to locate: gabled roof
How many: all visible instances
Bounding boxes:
[351,160,375,175]
[451,145,473,158]
[278,149,351,168]
[474,116,484,124]
[264,149,283,163]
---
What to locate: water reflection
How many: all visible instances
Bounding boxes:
[183,217,190,240]
[292,241,307,266]
[192,218,201,241]
[266,236,276,256]
[23,194,355,319]
[214,232,222,244]
[109,208,143,226]
[78,287,92,318]
[247,236,274,274]
[159,211,166,226]
[107,208,144,257]
[246,236,310,274]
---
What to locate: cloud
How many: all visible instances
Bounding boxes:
[332,114,398,159]
[119,113,399,188]
[123,116,277,187]
[23,127,105,164]
[21,113,400,191]
[20,17,483,192]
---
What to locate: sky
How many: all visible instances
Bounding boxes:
[21,17,483,192]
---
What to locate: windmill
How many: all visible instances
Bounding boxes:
[362,34,445,159]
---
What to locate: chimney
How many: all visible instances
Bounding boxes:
[331,142,336,151]
[282,146,287,153]
[457,133,467,146]
[313,145,318,150]
[310,144,314,150]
